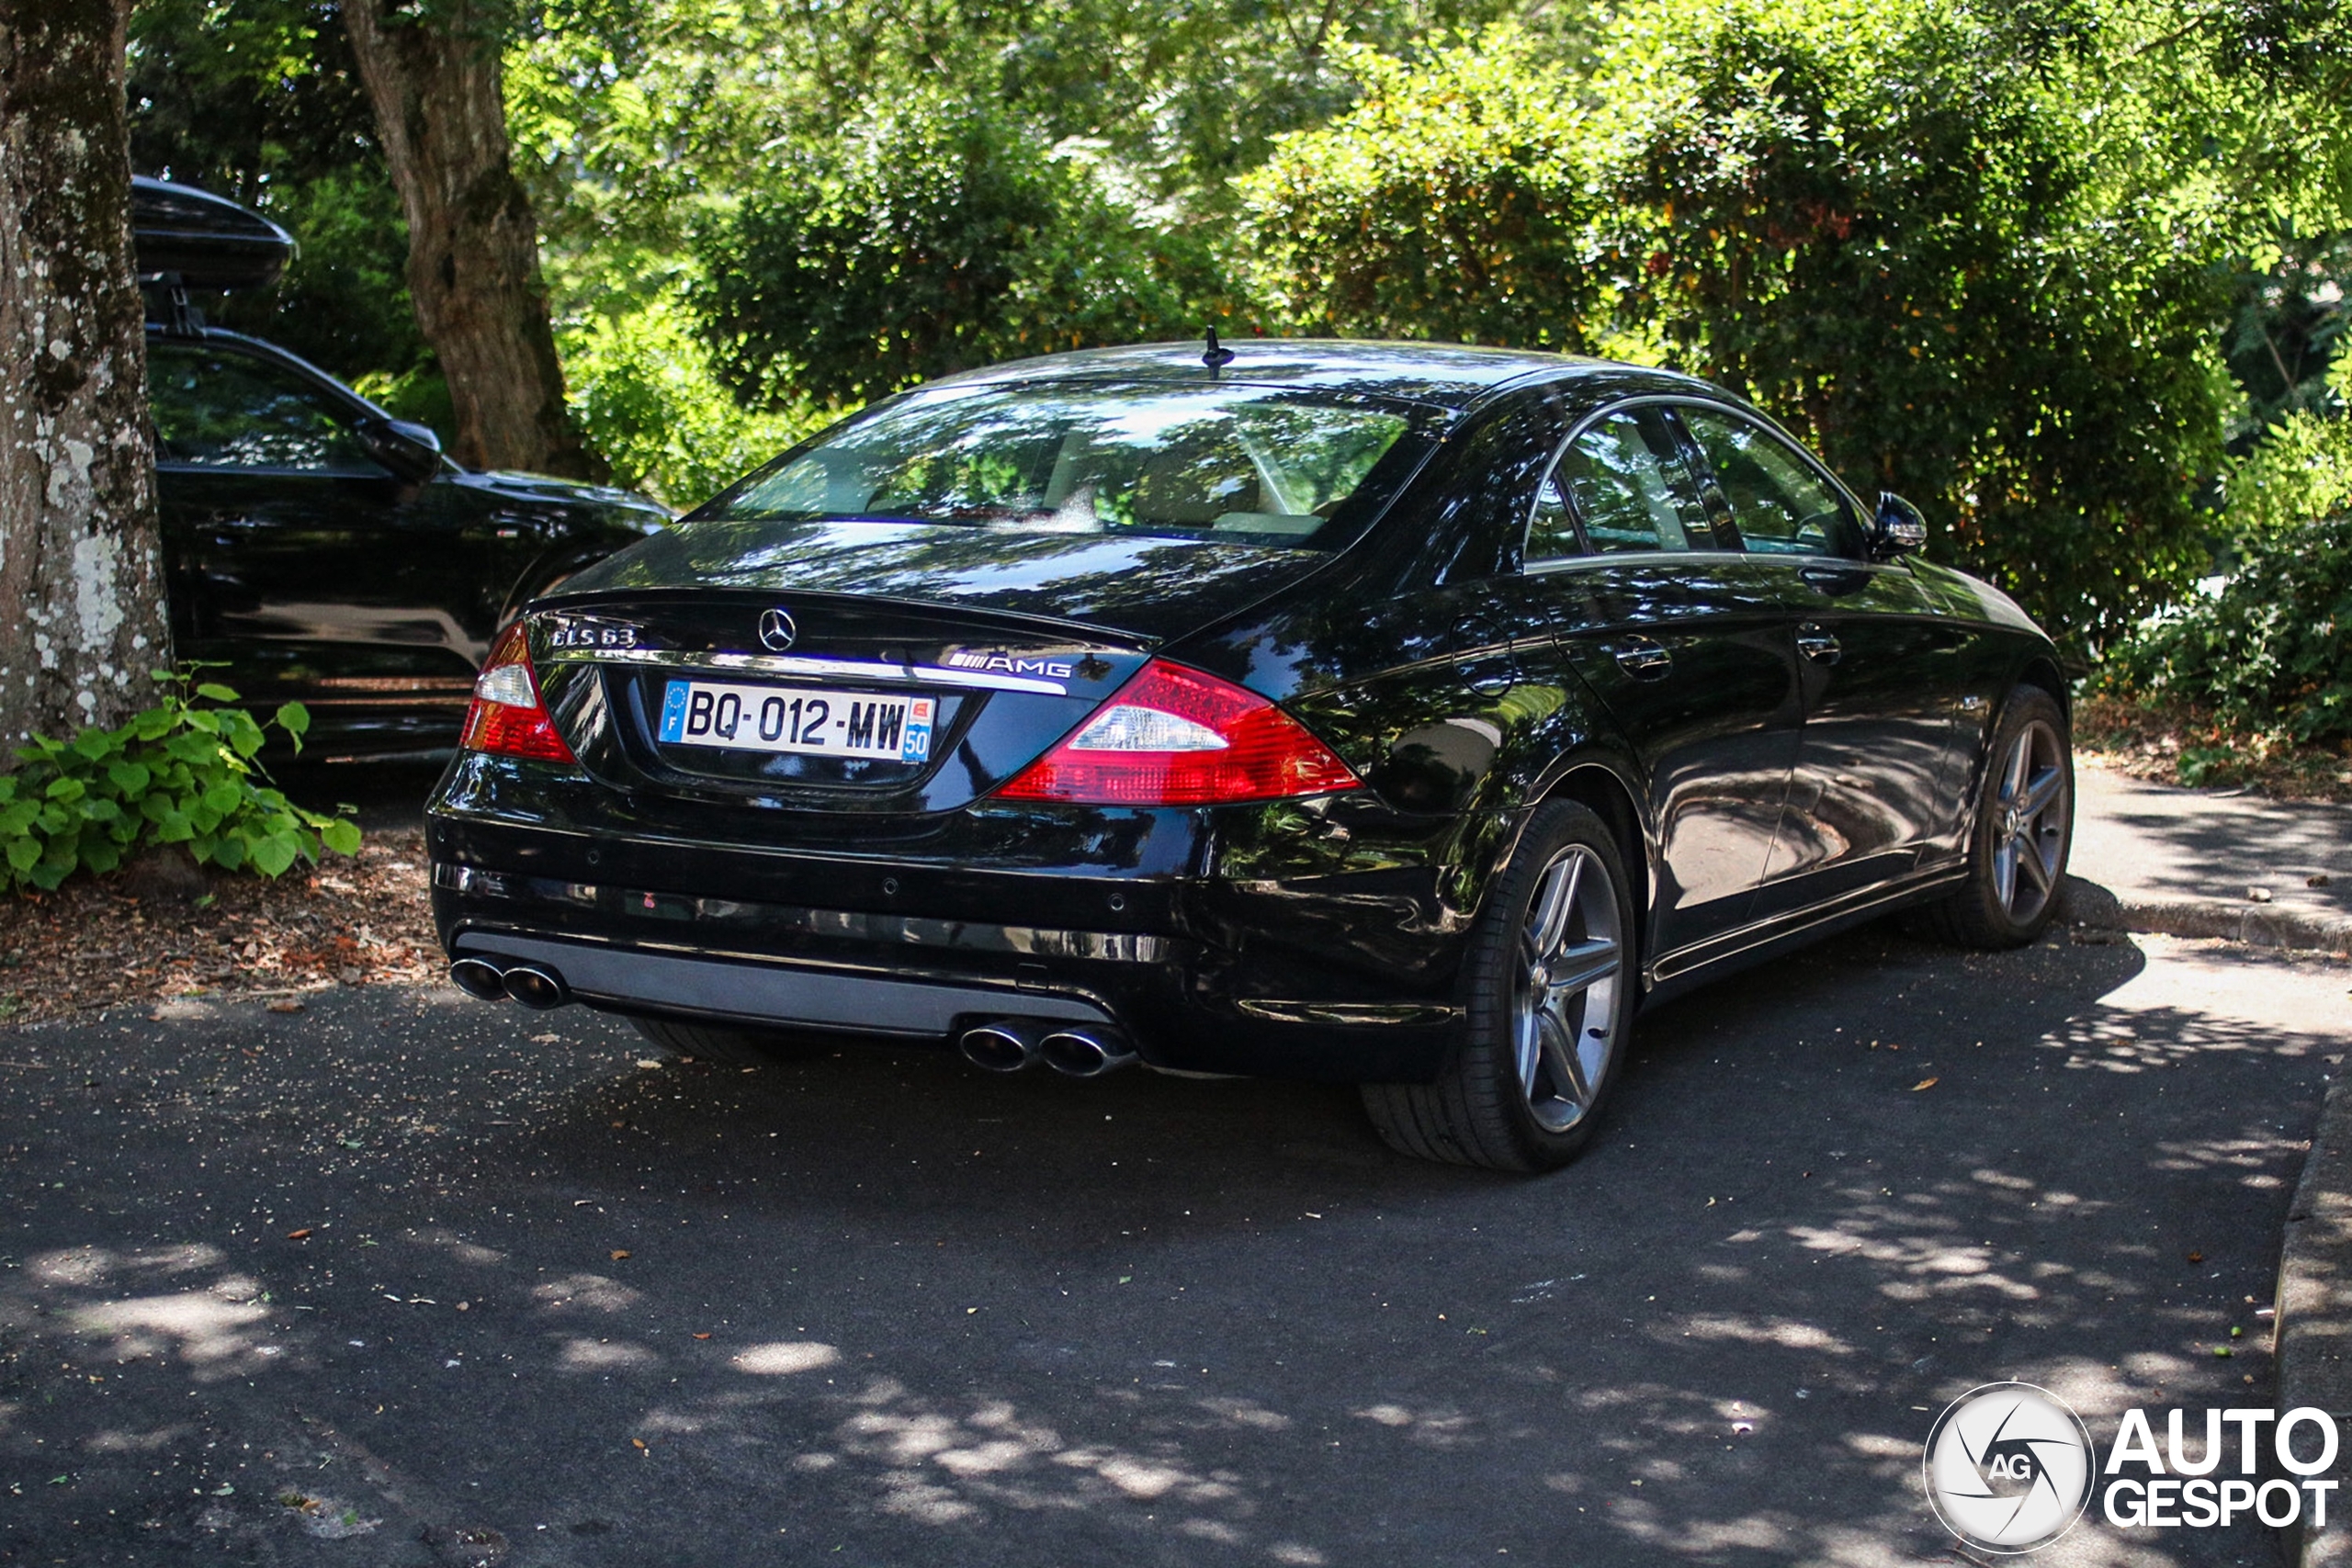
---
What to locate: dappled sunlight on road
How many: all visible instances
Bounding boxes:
[0,928,2341,1562]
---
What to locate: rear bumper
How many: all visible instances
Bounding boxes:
[427,759,1487,1083]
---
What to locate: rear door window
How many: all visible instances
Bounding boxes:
[1530,407,1715,561]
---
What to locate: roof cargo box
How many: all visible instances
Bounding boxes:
[131,175,293,292]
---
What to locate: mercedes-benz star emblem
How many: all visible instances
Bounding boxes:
[757,608,797,652]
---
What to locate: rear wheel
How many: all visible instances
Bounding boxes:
[631,1017,822,1067]
[1908,685,2073,949]
[1361,801,1636,1172]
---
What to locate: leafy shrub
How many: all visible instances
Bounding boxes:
[2098,412,2352,747]
[561,294,820,508]
[693,96,1228,408]
[1242,5,2233,650]
[0,676,361,893]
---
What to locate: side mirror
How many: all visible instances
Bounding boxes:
[1871,491,1928,558]
[358,417,445,483]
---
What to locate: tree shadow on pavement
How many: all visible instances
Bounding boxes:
[2,924,2336,1566]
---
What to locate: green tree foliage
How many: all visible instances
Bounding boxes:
[1245,4,2244,648]
[127,0,439,407]
[693,99,1227,407]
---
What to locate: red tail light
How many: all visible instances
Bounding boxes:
[460,622,576,763]
[996,659,1360,807]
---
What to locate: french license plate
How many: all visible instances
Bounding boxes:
[658,679,933,763]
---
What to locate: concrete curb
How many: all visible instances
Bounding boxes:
[2278,1063,2352,1566]
[2062,876,2352,956]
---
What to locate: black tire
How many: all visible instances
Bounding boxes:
[630,1017,820,1067]
[1906,684,2074,950]
[1360,800,1638,1173]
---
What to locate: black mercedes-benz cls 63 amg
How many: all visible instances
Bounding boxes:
[426,339,2073,1171]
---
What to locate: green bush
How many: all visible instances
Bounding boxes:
[693,97,1228,408]
[0,676,362,893]
[1242,5,2233,650]
[561,294,820,508]
[2099,412,2352,746]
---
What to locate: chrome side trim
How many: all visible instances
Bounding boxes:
[1645,865,1970,984]
[540,646,1069,695]
[1236,999,1461,1026]
[433,862,1170,963]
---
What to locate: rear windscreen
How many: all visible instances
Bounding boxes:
[698,381,1431,549]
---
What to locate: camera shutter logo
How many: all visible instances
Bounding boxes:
[1923,1382,2096,1552]
[757,608,797,652]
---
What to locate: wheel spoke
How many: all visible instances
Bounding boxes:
[1537,1008,1589,1106]
[2003,733,2031,801]
[1530,852,1582,958]
[1544,937,1620,999]
[2016,834,2053,895]
[2018,764,2064,819]
[1993,840,2018,909]
[1514,1009,1543,1096]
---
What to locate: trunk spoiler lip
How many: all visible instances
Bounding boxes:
[524,583,1163,650]
[540,645,1078,696]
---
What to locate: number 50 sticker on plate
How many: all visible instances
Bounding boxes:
[659,679,933,763]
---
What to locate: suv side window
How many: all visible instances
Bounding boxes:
[1677,406,1861,558]
[1531,406,1713,561]
[149,343,380,474]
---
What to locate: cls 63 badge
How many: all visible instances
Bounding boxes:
[543,615,640,650]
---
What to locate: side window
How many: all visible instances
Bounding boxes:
[1678,408,1861,558]
[148,344,379,473]
[1533,407,1713,560]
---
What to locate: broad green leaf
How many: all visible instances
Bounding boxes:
[275,702,311,739]
[6,838,40,873]
[250,831,300,877]
[107,761,151,795]
[195,682,240,703]
[320,818,362,856]
[200,781,243,816]
[43,776,85,802]
[211,834,246,871]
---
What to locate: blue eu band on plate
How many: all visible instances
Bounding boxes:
[658,678,933,763]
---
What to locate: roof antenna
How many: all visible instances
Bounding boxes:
[1202,326,1235,372]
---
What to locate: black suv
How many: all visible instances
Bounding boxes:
[134,176,669,760]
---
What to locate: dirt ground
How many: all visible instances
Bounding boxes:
[0,826,441,1030]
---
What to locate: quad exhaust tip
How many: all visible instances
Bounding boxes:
[957,1021,1040,1074]
[1039,1028,1137,1078]
[447,957,569,1010]
[448,956,509,1001]
[956,1021,1136,1077]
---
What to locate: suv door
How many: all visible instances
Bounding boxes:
[1529,403,1806,964]
[1671,403,1968,914]
[148,338,501,750]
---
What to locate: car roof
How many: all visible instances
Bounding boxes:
[921,338,1723,412]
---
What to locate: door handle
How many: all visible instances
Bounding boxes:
[1796,623,1841,663]
[1611,637,1673,681]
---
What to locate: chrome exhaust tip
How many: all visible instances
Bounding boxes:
[957,1021,1039,1074]
[1040,1029,1136,1078]
[502,964,568,1010]
[449,957,509,1001]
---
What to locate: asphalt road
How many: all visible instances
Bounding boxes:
[1,925,2343,1567]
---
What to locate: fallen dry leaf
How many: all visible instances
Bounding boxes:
[2188,1250,2205,1264]
[631,1438,647,1451]
[266,999,305,1014]
[692,1332,712,1340]
[285,1228,312,1240]
[610,1249,631,1261]
[1910,1077,1939,1091]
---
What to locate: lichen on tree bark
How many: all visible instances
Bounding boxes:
[0,0,172,747]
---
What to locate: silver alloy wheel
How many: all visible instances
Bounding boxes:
[1992,717,2069,924]
[1513,843,1623,1133]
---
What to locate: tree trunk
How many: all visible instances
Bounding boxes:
[0,0,172,747]
[342,0,601,479]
